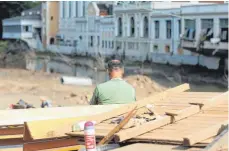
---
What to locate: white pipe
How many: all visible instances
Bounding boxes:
[60,76,93,86]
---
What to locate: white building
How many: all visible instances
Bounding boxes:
[113,1,204,61]
[49,1,89,55]
[43,1,227,70]
[2,5,42,49]
[48,1,115,57]
[87,2,115,57]
[181,3,228,69]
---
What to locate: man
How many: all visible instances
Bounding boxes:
[90,59,136,105]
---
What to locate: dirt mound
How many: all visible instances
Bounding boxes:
[124,75,166,100]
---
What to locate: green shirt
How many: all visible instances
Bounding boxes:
[90,78,136,105]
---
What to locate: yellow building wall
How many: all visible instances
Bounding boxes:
[48,1,59,43]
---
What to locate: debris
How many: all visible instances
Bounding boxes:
[9,99,35,109]
[40,96,52,108]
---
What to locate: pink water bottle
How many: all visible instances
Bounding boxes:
[84,121,96,151]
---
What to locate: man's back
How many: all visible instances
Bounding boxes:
[90,78,136,105]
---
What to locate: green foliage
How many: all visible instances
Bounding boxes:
[0,41,8,53]
[0,1,41,39]
[0,1,41,17]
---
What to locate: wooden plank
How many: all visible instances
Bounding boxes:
[0,145,23,151]
[25,84,190,141]
[203,129,228,151]
[24,104,137,141]
[110,143,203,151]
[0,135,23,146]
[0,105,123,126]
[201,92,228,110]
[23,137,78,151]
[39,145,84,151]
[98,106,137,145]
[183,120,228,146]
[0,126,23,135]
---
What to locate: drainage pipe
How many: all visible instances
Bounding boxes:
[60,76,93,86]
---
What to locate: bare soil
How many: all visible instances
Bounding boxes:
[0,69,165,109]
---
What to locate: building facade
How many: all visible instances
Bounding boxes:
[42,1,59,49]
[2,1,227,70]
[2,5,42,49]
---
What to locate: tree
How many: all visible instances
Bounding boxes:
[0,1,41,39]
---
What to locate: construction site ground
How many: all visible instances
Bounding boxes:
[0,68,226,109]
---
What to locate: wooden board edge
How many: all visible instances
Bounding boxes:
[23,137,78,151]
[183,121,228,146]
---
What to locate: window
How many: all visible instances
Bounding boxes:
[69,1,71,18]
[50,37,55,44]
[143,16,149,37]
[50,16,53,20]
[75,2,78,17]
[155,21,159,39]
[83,1,85,16]
[130,17,135,37]
[153,45,158,52]
[118,17,122,36]
[220,18,228,42]
[105,41,107,48]
[201,19,213,41]
[102,40,104,48]
[184,19,196,40]
[166,20,172,39]
[73,40,78,47]
[90,36,93,47]
[109,41,111,48]
[97,36,100,46]
[178,20,181,36]
[62,2,65,18]
[23,26,31,32]
[111,41,114,48]
[165,45,170,53]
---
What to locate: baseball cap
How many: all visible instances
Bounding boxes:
[107,59,123,70]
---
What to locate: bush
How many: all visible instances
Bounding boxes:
[0,41,8,53]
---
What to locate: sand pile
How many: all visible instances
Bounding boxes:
[124,75,166,100]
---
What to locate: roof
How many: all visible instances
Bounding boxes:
[22,4,41,16]
[3,5,42,23]
[3,15,41,22]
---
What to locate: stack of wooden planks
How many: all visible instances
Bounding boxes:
[67,90,228,150]
[0,105,124,150]
[0,83,227,151]
[21,83,191,150]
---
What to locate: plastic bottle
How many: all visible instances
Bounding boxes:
[84,121,96,151]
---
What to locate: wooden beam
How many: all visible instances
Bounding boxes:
[98,106,137,145]
[0,126,23,135]
[183,120,228,146]
[0,135,23,146]
[24,84,190,141]
[23,137,78,151]
[24,104,137,141]
[0,105,123,126]
[39,145,84,151]
[203,128,228,151]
